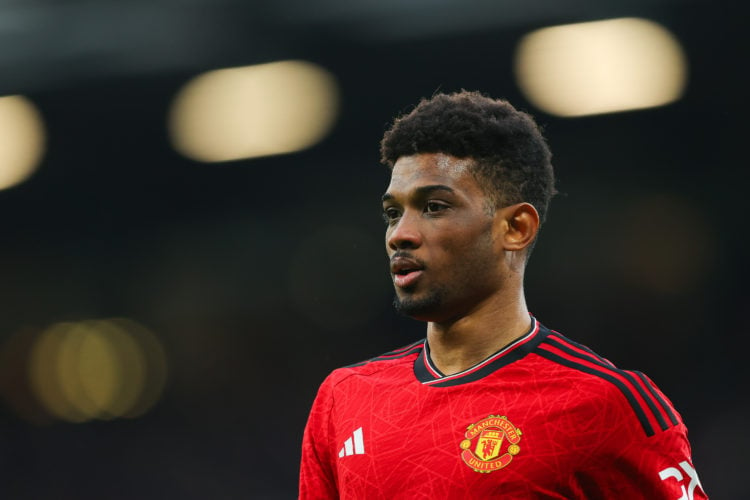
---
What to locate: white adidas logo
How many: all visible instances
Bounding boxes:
[338,427,365,457]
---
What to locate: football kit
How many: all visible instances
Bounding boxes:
[300,317,706,499]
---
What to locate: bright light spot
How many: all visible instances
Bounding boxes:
[71,321,145,419]
[29,323,88,423]
[514,18,688,117]
[169,60,339,162]
[28,318,168,423]
[110,318,168,419]
[0,95,46,190]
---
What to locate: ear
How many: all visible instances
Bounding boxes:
[497,202,540,252]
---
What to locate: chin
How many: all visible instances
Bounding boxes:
[393,291,444,320]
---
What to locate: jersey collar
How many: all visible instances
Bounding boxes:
[414,317,546,387]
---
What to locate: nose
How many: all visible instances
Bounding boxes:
[386,211,422,251]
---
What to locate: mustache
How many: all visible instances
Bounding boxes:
[390,251,425,267]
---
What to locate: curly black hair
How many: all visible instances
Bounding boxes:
[380,90,556,224]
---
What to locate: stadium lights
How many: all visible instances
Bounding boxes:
[168,60,340,162]
[514,18,688,117]
[0,95,46,190]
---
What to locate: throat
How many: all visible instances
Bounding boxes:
[427,341,504,376]
[426,313,532,376]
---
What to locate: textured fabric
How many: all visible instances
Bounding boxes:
[299,319,707,499]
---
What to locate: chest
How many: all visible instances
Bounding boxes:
[330,377,599,498]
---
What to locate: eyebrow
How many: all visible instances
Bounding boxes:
[381,184,456,202]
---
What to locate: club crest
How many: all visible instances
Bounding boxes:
[459,415,522,473]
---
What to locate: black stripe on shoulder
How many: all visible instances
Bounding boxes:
[548,331,613,366]
[535,348,656,437]
[545,337,670,431]
[542,337,674,434]
[633,370,679,426]
[345,340,424,368]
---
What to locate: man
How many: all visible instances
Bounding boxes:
[299,91,706,498]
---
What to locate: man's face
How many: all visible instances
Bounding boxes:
[382,153,505,322]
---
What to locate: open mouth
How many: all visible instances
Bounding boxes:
[390,254,424,287]
[395,268,417,276]
[392,268,424,288]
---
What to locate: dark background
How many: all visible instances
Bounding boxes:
[0,0,746,497]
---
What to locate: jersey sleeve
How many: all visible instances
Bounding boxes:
[573,373,708,499]
[299,373,338,499]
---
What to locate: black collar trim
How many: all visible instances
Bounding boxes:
[413,317,547,387]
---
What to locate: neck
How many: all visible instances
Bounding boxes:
[425,292,531,376]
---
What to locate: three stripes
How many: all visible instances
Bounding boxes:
[338,427,365,457]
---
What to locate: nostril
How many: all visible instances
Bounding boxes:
[394,241,417,250]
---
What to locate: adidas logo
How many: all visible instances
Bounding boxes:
[338,427,365,457]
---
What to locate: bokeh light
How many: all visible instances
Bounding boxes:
[26,318,168,423]
[514,18,688,117]
[113,318,169,418]
[168,60,340,162]
[29,322,88,422]
[0,95,46,190]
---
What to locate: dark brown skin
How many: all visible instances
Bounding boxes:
[382,153,540,376]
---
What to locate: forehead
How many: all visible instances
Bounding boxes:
[386,153,481,196]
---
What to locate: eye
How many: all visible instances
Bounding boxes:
[382,207,401,224]
[425,201,448,213]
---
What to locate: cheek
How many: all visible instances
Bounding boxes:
[448,221,495,253]
[455,229,499,269]
[434,230,495,269]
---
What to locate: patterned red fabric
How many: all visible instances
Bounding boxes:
[300,319,707,499]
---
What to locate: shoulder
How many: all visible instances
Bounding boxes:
[528,328,704,497]
[532,326,682,438]
[321,339,425,389]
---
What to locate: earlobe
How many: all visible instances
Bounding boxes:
[502,203,540,251]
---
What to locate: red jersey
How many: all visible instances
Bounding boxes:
[300,318,707,499]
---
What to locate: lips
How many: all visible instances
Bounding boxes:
[390,255,424,288]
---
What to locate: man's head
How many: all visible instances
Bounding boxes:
[380,90,555,224]
[380,91,555,321]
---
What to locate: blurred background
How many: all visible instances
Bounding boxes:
[0,0,746,497]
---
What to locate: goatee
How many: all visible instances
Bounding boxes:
[392,289,445,318]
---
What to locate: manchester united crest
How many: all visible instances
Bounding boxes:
[459,415,522,473]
